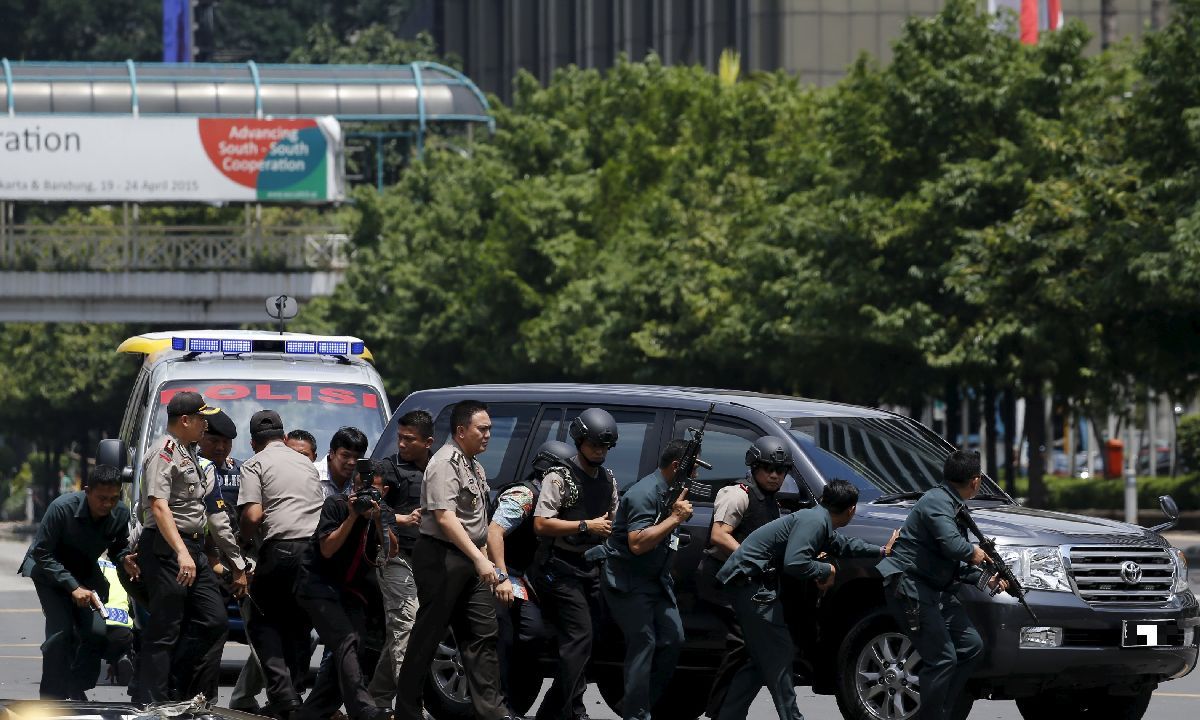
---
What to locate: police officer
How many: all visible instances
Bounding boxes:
[239,410,326,720]
[876,451,1004,720]
[394,399,511,720]
[21,463,136,700]
[596,439,695,720]
[137,391,231,703]
[198,408,243,517]
[296,460,396,720]
[716,480,896,720]
[698,436,790,717]
[531,409,619,720]
[487,441,568,715]
[368,410,432,708]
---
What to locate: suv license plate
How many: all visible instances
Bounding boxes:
[1121,620,1172,647]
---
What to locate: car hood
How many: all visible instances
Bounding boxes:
[860,501,1169,548]
[0,699,262,720]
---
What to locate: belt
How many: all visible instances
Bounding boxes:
[263,537,310,545]
[144,527,204,542]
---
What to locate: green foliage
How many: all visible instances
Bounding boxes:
[1012,474,1200,511]
[1177,415,1200,473]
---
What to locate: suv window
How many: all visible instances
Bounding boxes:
[432,403,539,487]
[672,416,802,502]
[558,407,658,491]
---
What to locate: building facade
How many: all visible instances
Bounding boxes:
[406,0,1166,102]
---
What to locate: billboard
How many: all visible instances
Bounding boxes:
[0,117,344,203]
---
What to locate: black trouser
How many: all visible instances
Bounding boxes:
[395,536,506,720]
[696,554,745,718]
[247,538,314,714]
[138,528,227,703]
[494,577,546,712]
[532,559,604,720]
[35,579,108,699]
[297,591,380,720]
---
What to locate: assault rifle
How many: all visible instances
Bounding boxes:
[657,403,715,523]
[955,505,1038,623]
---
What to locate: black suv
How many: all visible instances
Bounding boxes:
[372,384,1198,720]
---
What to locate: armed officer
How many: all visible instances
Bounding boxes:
[877,450,1005,720]
[717,480,895,720]
[698,436,790,717]
[368,410,433,708]
[597,439,696,720]
[531,409,619,720]
[239,410,326,720]
[136,391,231,703]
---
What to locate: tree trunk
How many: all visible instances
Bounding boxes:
[984,385,999,480]
[1151,0,1169,31]
[945,380,961,446]
[1002,388,1017,496]
[1101,0,1118,49]
[1026,384,1047,508]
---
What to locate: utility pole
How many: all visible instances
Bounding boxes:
[194,0,217,62]
[1101,0,1118,49]
[1151,0,1169,31]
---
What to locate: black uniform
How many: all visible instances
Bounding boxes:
[697,481,780,717]
[296,494,393,720]
[530,461,617,720]
[20,491,132,699]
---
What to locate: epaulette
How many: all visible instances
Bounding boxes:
[737,483,750,493]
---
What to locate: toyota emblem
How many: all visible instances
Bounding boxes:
[1120,560,1143,585]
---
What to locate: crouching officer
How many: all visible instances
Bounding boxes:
[698,436,790,717]
[531,409,619,720]
[877,451,1005,720]
[592,440,696,720]
[21,464,136,700]
[137,391,230,703]
[716,480,896,720]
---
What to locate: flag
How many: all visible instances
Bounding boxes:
[989,0,1062,45]
[163,0,192,63]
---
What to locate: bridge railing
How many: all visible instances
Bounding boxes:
[0,224,351,271]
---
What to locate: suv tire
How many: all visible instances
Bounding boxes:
[835,614,971,720]
[1015,689,1152,720]
[423,631,473,720]
[594,666,711,720]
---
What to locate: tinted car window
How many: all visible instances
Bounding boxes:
[789,416,1003,500]
[672,418,801,502]
[431,403,538,486]
[561,408,657,491]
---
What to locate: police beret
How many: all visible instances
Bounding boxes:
[249,409,284,435]
[205,409,238,439]
[167,391,218,418]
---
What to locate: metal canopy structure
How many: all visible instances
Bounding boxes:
[0,59,494,155]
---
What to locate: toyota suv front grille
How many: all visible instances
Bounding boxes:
[1066,545,1175,605]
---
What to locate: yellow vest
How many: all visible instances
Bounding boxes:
[98,560,134,628]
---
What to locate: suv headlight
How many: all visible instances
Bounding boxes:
[996,546,1072,592]
[1169,547,1189,594]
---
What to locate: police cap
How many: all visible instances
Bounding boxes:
[204,409,238,440]
[167,391,218,418]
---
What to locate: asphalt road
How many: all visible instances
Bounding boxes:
[0,538,1197,719]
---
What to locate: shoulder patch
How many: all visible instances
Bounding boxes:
[163,438,176,454]
[158,450,173,463]
[737,483,750,493]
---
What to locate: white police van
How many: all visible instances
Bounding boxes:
[109,329,391,519]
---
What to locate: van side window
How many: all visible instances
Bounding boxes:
[560,408,657,492]
[433,403,538,487]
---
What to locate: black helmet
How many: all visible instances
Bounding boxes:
[568,408,619,448]
[745,436,791,467]
[532,440,575,474]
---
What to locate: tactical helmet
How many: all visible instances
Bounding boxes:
[568,408,619,448]
[532,440,575,475]
[745,436,792,467]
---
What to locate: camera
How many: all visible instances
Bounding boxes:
[351,485,382,514]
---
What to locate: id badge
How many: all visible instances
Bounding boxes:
[668,534,680,551]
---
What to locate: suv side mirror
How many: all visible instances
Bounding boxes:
[96,439,133,483]
[1147,494,1180,534]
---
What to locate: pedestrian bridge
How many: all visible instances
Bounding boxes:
[0,223,349,322]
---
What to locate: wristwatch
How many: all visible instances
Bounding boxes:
[495,570,510,584]
[578,520,589,534]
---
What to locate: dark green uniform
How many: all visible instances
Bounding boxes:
[717,507,882,720]
[596,470,685,720]
[876,485,984,720]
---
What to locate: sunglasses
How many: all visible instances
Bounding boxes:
[759,463,790,475]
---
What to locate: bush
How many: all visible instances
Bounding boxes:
[1177,414,1200,473]
[1011,474,1200,511]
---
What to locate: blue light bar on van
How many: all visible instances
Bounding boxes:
[350,342,365,354]
[284,340,317,354]
[221,339,253,354]
[188,338,222,353]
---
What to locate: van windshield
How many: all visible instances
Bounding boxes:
[788,416,1005,502]
[147,380,388,461]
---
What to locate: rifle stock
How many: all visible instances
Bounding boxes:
[956,505,1039,623]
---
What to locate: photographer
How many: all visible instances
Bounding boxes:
[296,460,396,720]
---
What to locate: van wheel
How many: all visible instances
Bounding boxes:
[594,666,710,720]
[836,616,925,720]
[423,631,473,720]
[1015,689,1152,720]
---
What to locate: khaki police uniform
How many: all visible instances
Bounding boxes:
[237,439,324,715]
[137,432,230,703]
[395,440,507,720]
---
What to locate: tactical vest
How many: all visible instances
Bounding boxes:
[542,461,614,567]
[732,482,781,543]
[492,477,542,574]
[383,455,425,552]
